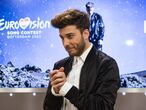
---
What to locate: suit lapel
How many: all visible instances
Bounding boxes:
[64,57,73,76]
[79,47,97,92]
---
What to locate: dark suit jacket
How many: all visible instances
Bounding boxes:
[43,46,120,110]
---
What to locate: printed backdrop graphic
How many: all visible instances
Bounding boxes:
[0,0,146,88]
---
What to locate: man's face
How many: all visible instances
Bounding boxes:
[59,25,87,56]
[86,7,94,15]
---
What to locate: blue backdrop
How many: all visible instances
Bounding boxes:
[0,0,146,88]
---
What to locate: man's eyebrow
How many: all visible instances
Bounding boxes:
[59,33,75,37]
[65,33,75,36]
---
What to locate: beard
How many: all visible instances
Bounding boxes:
[65,37,86,57]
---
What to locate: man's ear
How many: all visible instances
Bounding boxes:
[83,29,90,40]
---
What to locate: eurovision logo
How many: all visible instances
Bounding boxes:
[0,17,50,31]
[19,17,31,30]
[0,17,50,39]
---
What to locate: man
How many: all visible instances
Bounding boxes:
[86,2,105,50]
[43,9,120,110]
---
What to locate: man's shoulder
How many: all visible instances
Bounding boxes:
[96,50,116,64]
[93,12,102,18]
[54,56,72,67]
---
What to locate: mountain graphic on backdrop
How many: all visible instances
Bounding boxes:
[120,70,146,88]
[0,61,49,88]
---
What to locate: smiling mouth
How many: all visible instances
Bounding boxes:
[67,48,73,52]
[66,48,75,52]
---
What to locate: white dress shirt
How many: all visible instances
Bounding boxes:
[52,44,93,110]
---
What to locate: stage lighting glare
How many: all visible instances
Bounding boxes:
[50,44,54,48]
[122,92,126,95]
[9,93,13,96]
[33,92,36,96]
[125,40,134,46]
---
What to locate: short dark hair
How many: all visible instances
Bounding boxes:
[51,9,89,31]
[85,2,94,8]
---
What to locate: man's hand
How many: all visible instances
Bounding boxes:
[50,67,66,94]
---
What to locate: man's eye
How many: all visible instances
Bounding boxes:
[68,35,74,39]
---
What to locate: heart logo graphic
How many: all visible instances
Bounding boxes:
[19,17,31,29]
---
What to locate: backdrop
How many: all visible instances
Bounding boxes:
[0,0,146,88]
